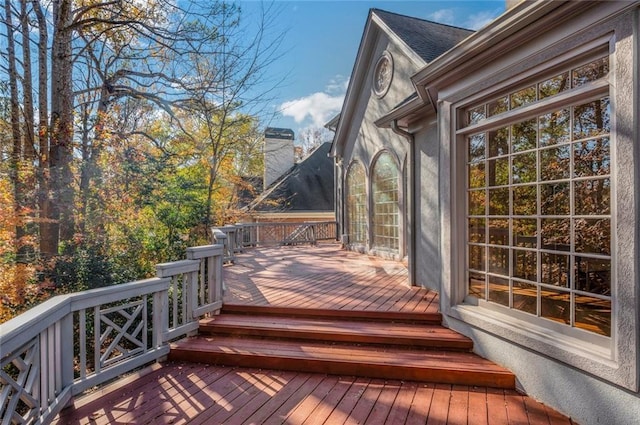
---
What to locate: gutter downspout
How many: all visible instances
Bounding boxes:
[391,119,416,287]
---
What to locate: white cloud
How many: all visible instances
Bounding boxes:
[464,10,501,30]
[279,76,347,128]
[427,9,456,26]
[428,7,503,30]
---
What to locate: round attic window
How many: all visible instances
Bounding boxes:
[373,51,393,98]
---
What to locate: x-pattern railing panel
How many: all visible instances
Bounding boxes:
[97,299,147,369]
[0,338,40,425]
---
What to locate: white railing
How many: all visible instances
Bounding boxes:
[212,222,337,262]
[0,244,224,425]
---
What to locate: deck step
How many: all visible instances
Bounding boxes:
[169,336,515,389]
[221,304,442,324]
[199,313,473,351]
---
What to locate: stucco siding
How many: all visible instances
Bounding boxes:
[414,123,442,291]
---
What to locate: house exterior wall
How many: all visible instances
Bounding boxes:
[429,4,639,423]
[338,30,419,260]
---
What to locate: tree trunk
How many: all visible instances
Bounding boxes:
[4,0,26,262]
[32,0,54,257]
[19,0,36,261]
[49,0,75,253]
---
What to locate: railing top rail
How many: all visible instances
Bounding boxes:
[238,221,337,227]
[186,244,224,259]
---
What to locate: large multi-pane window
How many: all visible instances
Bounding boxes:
[372,152,399,252]
[464,56,611,337]
[346,162,367,244]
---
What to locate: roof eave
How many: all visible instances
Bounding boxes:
[411,1,591,93]
[374,95,432,129]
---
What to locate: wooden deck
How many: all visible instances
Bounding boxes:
[54,244,576,424]
[222,243,436,313]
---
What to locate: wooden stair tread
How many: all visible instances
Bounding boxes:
[221,304,441,324]
[199,314,472,350]
[169,336,515,388]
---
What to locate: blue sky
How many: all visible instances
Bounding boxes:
[237,1,506,142]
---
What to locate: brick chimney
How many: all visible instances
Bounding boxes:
[263,127,295,188]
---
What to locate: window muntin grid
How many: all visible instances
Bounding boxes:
[464,57,611,337]
[465,57,609,127]
[372,152,400,252]
[346,163,367,244]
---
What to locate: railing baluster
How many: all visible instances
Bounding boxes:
[94,306,100,374]
[172,275,178,329]
[79,309,86,379]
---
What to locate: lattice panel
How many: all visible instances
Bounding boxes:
[285,225,313,243]
[98,299,146,369]
[0,338,41,424]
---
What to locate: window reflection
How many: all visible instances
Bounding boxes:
[464,56,611,337]
[512,119,537,152]
[510,86,536,109]
[574,295,611,337]
[488,96,509,117]
[575,218,610,255]
[488,158,509,186]
[488,247,509,276]
[469,245,486,271]
[346,163,367,244]
[469,272,486,300]
[513,185,537,216]
[512,152,537,184]
[488,127,509,157]
[488,276,510,306]
[573,97,610,140]
[469,133,486,162]
[513,219,537,248]
[468,162,485,189]
[574,178,610,215]
[513,249,537,281]
[574,138,610,177]
[541,288,570,325]
[468,218,485,243]
[513,282,537,314]
[575,257,611,296]
[468,105,486,126]
[541,253,570,287]
[372,153,399,252]
[541,218,570,251]
[572,57,609,88]
[539,109,570,146]
[539,72,570,99]
[540,145,570,181]
[488,219,509,245]
[489,188,509,215]
[541,183,570,215]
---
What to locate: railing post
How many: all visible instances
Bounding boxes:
[235,223,245,252]
[59,313,74,392]
[222,225,236,262]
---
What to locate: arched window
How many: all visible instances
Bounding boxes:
[372,152,399,252]
[346,162,367,244]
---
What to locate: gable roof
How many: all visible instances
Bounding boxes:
[248,142,334,212]
[330,8,474,158]
[373,9,473,64]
